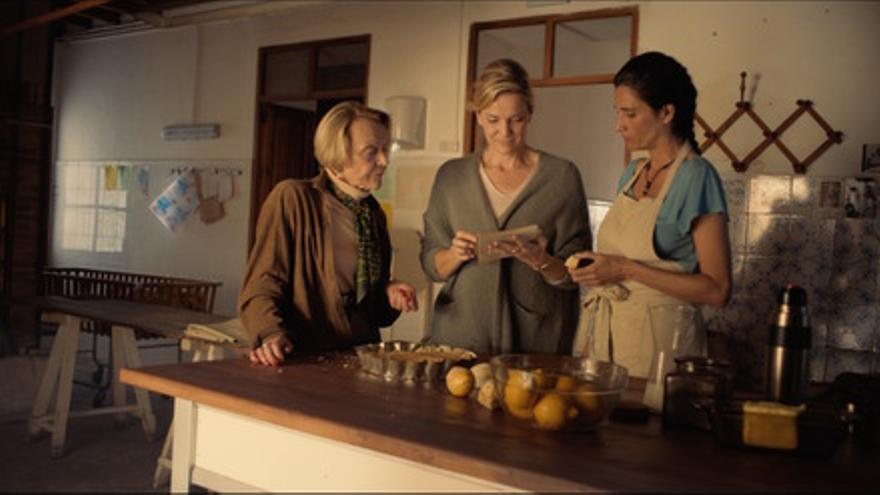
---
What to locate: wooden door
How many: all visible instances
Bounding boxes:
[249,104,317,247]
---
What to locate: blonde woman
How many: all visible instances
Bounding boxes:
[239,101,417,367]
[420,59,591,354]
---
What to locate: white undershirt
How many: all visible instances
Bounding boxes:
[478,161,540,221]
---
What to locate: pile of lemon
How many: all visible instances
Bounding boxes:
[445,365,607,431]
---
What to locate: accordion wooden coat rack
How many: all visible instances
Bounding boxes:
[694,72,843,174]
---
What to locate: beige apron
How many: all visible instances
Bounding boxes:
[573,144,705,378]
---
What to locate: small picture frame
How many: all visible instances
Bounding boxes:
[843,177,878,218]
[862,144,880,173]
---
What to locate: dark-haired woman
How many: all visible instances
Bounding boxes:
[567,52,731,378]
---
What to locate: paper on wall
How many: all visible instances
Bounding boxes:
[117,165,132,190]
[217,172,234,202]
[136,166,150,196]
[199,169,219,199]
[149,173,200,231]
[104,165,118,190]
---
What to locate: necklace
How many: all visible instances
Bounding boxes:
[641,158,675,195]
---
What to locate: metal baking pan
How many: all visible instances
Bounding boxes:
[355,340,476,383]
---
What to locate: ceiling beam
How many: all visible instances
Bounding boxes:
[1,0,112,38]
[77,7,120,24]
[67,14,94,29]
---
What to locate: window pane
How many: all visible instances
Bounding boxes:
[64,165,96,206]
[529,85,625,201]
[95,209,125,253]
[61,207,94,251]
[263,48,310,98]
[476,24,545,79]
[553,16,632,77]
[315,41,368,91]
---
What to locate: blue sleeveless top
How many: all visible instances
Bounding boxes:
[618,155,728,272]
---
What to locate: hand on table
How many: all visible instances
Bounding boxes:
[249,333,293,367]
[387,281,418,312]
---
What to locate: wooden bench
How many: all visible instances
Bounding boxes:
[42,267,220,313]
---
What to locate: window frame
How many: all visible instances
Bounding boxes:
[464,6,639,153]
[60,164,127,254]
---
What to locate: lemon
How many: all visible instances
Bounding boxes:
[555,375,576,392]
[507,369,532,388]
[533,393,568,430]
[477,381,499,410]
[533,368,554,388]
[470,362,492,390]
[573,382,604,421]
[504,379,537,410]
[445,366,474,398]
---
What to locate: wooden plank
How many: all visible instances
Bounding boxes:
[121,356,877,493]
[0,0,111,37]
[13,295,230,338]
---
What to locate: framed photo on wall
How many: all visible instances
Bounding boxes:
[862,144,880,173]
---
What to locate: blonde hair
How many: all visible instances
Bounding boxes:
[469,59,534,115]
[314,101,390,173]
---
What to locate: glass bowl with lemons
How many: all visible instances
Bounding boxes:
[490,355,628,431]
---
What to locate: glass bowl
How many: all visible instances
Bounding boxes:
[490,354,629,431]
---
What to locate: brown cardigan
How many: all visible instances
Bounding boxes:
[237,172,399,351]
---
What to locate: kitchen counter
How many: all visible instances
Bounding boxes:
[121,353,876,492]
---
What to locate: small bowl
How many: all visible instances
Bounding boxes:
[490,354,628,431]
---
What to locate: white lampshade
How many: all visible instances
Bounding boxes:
[386,96,426,150]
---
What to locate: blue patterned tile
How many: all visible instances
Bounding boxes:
[810,313,829,349]
[721,296,765,342]
[749,176,791,213]
[727,254,745,298]
[721,175,748,214]
[791,176,817,216]
[746,214,790,255]
[833,218,879,263]
[829,260,878,306]
[825,348,873,382]
[828,305,877,351]
[787,217,834,263]
[728,213,747,254]
[742,255,787,302]
[809,347,827,383]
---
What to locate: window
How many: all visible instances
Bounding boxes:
[466,7,638,201]
[60,164,127,253]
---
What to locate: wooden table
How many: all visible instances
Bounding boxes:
[19,295,230,457]
[121,353,878,493]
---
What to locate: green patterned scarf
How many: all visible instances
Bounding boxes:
[327,180,382,303]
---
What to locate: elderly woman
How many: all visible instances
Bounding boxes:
[568,52,731,378]
[239,101,417,367]
[420,58,591,355]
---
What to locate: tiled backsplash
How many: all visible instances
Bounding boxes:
[705,174,880,390]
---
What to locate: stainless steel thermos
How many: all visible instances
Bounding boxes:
[766,285,811,404]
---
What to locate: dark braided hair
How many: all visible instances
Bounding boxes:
[613,51,700,154]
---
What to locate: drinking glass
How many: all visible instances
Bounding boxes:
[642,304,697,411]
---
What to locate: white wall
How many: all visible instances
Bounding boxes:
[51,1,880,325]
